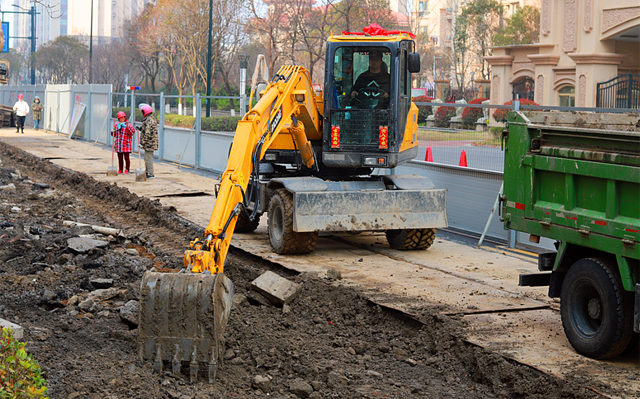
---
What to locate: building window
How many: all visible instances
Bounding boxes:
[558,86,575,107]
[509,3,518,16]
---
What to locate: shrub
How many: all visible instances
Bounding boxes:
[492,99,539,122]
[489,126,503,139]
[162,114,239,132]
[462,98,488,129]
[434,104,456,127]
[412,95,434,124]
[163,113,195,128]
[0,328,48,398]
[111,108,240,132]
[201,116,241,132]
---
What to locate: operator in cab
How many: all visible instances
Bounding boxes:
[350,49,390,109]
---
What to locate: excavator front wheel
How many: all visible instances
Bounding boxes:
[386,228,436,250]
[268,188,318,254]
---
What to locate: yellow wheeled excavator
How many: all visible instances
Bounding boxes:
[138,31,447,381]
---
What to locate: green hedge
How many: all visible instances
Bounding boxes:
[163,113,194,128]
[202,116,240,132]
[112,108,240,132]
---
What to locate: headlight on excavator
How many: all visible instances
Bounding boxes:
[363,156,387,166]
[295,93,305,103]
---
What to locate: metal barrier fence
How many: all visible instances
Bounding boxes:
[596,73,640,109]
[412,101,640,172]
[3,85,637,247]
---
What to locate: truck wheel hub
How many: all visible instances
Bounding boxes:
[587,297,602,320]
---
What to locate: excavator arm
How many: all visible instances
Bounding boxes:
[184,65,321,274]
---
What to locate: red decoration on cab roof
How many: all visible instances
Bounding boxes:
[342,23,416,39]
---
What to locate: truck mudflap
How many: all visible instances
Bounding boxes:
[292,188,447,232]
[635,283,640,333]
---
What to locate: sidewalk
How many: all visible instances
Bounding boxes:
[0,127,637,397]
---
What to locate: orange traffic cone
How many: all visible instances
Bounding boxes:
[425,146,433,162]
[458,150,468,167]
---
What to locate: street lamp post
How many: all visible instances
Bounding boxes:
[432,55,436,84]
[205,0,213,117]
[239,55,248,115]
[432,55,442,97]
[89,0,93,83]
[29,3,34,84]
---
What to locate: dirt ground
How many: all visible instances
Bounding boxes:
[0,142,604,398]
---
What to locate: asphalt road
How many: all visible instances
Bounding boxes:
[417,140,505,172]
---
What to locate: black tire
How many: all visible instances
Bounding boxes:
[385,228,436,250]
[235,210,260,233]
[267,189,318,254]
[560,257,634,359]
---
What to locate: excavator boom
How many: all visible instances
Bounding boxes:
[185,65,320,273]
[138,65,321,378]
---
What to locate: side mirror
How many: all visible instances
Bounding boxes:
[408,53,420,73]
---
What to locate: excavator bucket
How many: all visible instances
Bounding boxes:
[138,271,234,382]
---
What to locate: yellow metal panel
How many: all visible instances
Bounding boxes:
[399,102,419,153]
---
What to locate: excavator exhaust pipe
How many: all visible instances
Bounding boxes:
[138,271,234,382]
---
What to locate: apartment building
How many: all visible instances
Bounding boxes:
[486,0,640,107]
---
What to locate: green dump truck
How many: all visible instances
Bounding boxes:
[502,111,639,359]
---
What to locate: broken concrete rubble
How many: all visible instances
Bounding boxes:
[250,270,300,306]
[0,318,24,339]
[119,300,139,327]
[67,236,109,253]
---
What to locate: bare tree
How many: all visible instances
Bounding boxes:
[246,0,289,74]
[34,36,88,83]
[209,0,251,109]
[91,41,131,91]
[128,2,163,92]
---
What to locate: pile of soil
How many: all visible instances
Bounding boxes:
[0,142,602,399]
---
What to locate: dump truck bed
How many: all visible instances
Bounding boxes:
[503,111,640,261]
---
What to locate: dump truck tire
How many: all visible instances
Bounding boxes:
[560,257,634,359]
[268,189,318,254]
[385,228,436,250]
[235,211,260,233]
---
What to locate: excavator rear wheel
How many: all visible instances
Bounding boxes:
[235,210,261,233]
[385,228,436,250]
[268,188,318,254]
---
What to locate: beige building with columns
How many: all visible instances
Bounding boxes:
[486,0,640,108]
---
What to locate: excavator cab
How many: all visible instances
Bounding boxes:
[323,35,421,169]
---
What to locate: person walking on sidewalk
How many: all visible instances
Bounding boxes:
[112,111,135,174]
[32,96,43,130]
[139,104,158,178]
[12,94,29,134]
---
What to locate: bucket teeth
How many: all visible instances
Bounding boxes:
[138,271,235,381]
[189,347,199,382]
[172,344,181,376]
[152,345,163,373]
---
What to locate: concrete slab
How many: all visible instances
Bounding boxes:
[0,318,24,339]
[251,271,300,306]
[67,237,109,253]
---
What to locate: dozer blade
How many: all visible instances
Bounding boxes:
[138,271,234,382]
